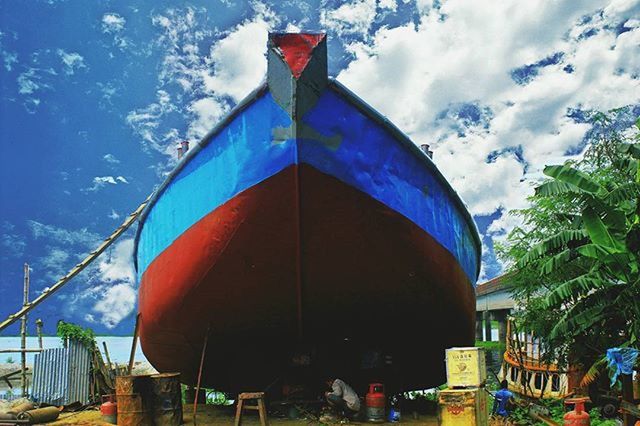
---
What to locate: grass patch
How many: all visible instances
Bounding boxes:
[475,340,505,351]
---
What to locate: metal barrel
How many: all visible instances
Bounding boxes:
[6,401,35,415]
[115,375,153,426]
[17,407,60,423]
[150,373,183,426]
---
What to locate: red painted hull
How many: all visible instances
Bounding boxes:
[139,164,475,392]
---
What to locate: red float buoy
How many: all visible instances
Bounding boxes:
[564,397,590,425]
[366,383,385,423]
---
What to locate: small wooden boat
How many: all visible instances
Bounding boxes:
[499,319,581,398]
[134,33,481,393]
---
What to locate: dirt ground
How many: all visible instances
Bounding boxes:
[50,404,439,425]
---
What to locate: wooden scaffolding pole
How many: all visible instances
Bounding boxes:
[35,319,43,349]
[20,263,30,397]
[193,324,211,426]
[127,314,140,375]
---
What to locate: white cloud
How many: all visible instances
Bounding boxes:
[126,90,176,153]
[127,4,278,157]
[187,97,227,141]
[333,0,640,278]
[201,15,275,102]
[3,50,17,71]
[84,175,129,192]
[108,209,120,220]
[17,68,45,94]
[102,13,126,33]
[0,221,26,259]
[90,239,136,328]
[379,0,398,12]
[97,238,135,284]
[28,220,99,247]
[57,49,86,75]
[92,283,136,328]
[321,0,377,37]
[103,153,120,164]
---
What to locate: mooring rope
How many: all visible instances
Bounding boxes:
[0,196,151,332]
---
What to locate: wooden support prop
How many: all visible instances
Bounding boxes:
[21,263,29,397]
[0,349,43,353]
[128,314,140,375]
[0,197,151,332]
[103,341,113,372]
[193,324,211,426]
[35,319,43,349]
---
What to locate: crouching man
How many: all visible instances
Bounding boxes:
[324,378,361,419]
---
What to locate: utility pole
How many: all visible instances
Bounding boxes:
[21,263,30,397]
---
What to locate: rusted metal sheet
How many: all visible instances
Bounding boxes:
[115,375,153,426]
[150,373,183,426]
[31,340,91,405]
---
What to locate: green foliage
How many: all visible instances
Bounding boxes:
[510,399,618,425]
[56,320,96,349]
[497,109,640,369]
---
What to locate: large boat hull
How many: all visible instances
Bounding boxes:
[139,164,475,391]
[134,33,480,393]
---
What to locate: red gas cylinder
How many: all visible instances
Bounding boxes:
[100,394,117,424]
[366,383,385,423]
[564,397,590,426]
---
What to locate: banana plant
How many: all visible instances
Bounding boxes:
[518,140,640,346]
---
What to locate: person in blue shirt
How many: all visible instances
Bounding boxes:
[492,380,514,417]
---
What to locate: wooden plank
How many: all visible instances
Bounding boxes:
[127,314,140,375]
[0,197,150,332]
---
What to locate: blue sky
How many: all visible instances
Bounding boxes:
[1,0,639,335]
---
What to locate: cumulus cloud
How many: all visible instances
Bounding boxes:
[92,284,136,328]
[84,175,129,192]
[57,49,86,75]
[101,13,126,33]
[3,50,17,71]
[90,239,137,328]
[126,4,278,156]
[187,97,227,140]
[103,153,120,164]
[200,13,275,102]
[334,0,640,277]
[321,0,378,37]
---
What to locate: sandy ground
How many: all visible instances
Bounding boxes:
[50,405,439,425]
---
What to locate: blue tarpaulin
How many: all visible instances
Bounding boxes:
[606,347,639,386]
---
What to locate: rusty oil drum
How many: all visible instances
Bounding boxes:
[115,375,153,426]
[150,373,183,425]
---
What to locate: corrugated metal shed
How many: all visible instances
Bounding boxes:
[31,340,91,405]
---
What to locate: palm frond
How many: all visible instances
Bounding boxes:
[545,272,610,307]
[580,357,608,387]
[544,165,604,194]
[517,230,587,267]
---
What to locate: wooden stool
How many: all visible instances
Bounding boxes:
[234,392,269,426]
